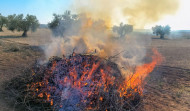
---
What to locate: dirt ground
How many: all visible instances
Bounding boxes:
[141,38,190,111]
[0,27,52,46]
[0,29,190,111]
[0,28,50,111]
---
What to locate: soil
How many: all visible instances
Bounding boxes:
[140,38,190,111]
[0,29,190,111]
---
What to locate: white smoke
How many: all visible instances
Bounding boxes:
[43,17,152,77]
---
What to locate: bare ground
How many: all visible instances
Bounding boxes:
[0,30,190,111]
[140,38,190,111]
[0,28,49,111]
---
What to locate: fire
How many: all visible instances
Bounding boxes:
[28,48,162,110]
[27,13,162,108]
[119,49,162,97]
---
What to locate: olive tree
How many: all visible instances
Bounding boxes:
[0,14,8,32]
[152,25,171,39]
[6,14,39,37]
[19,14,39,37]
[48,10,79,37]
[112,23,133,37]
[6,14,23,32]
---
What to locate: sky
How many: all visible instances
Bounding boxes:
[146,0,190,30]
[0,0,72,24]
[0,0,190,30]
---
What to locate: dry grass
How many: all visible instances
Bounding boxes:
[0,27,23,36]
[0,27,52,46]
[0,29,44,111]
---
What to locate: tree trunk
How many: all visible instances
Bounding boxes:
[22,30,28,37]
[0,26,3,32]
[160,34,164,39]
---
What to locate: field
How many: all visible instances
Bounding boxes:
[0,28,190,111]
[141,38,190,111]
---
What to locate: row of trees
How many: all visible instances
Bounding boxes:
[0,14,39,37]
[48,11,133,38]
[1,11,170,38]
[48,11,170,39]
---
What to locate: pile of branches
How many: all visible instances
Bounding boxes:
[2,53,141,111]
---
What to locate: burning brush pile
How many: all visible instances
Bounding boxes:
[30,53,141,111]
[29,54,140,111]
[2,49,162,111]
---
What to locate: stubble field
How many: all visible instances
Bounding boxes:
[0,28,189,111]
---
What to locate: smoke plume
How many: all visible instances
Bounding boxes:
[44,15,152,77]
[43,0,173,76]
[73,0,179,28]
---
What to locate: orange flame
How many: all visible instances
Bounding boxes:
[29,48,162,109]
[119,48,162,97]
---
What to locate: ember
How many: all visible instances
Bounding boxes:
[27,49,162,110]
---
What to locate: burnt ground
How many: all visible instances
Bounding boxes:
[0,31,190,111]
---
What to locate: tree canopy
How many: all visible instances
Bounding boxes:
[6,14,39,37]
[19,14,39,37]
[112,23,133,38]
[0,14,8,31]
[48,10,79,37]
[7,14,22,32]
[152,25,171,39]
